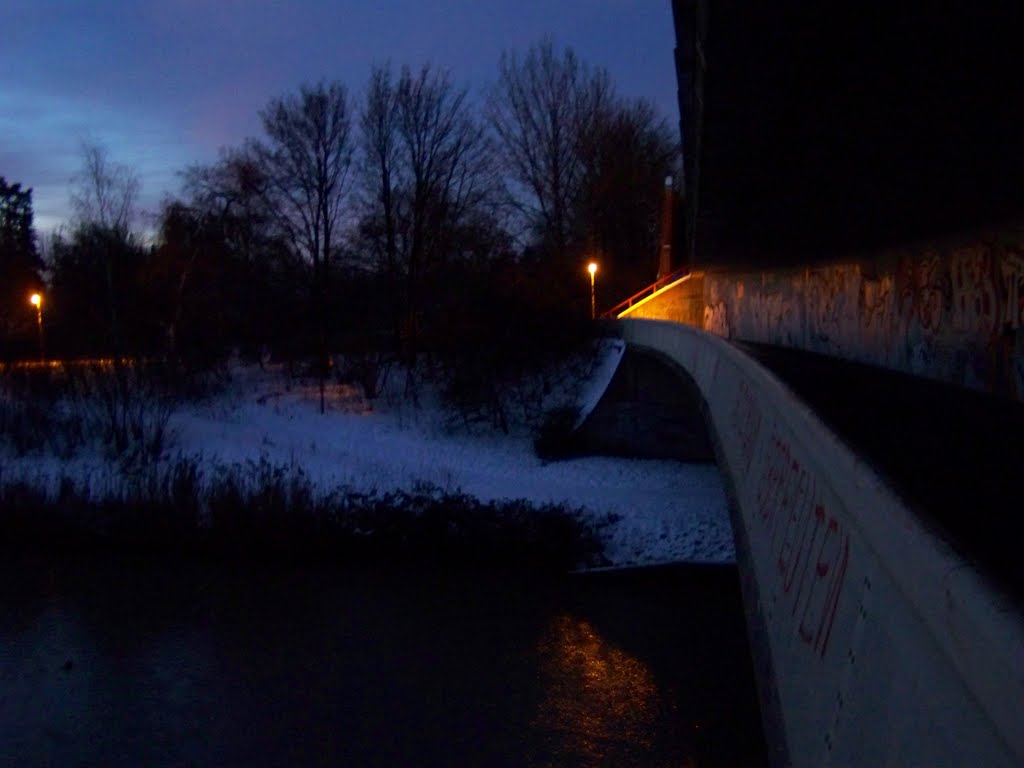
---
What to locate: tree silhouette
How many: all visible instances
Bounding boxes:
[488,40,613,258]
[71,140,140,238]
[68,141,143,353]
[254,81,354,412]
[577,98,678,300]
[181,149,305,365]
[488,40,678,310]
[48,224,150,356]
[0,177,43,355]
[356,63,499,393]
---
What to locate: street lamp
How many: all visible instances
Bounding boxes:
[29,293,44,361]
[587,261,598,319]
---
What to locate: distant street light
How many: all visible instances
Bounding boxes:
[29,293,44,360]
[587,261,598,319]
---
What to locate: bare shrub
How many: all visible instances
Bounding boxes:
[0,364,86,457]
[66,361,177,466]
[336,351,393,401]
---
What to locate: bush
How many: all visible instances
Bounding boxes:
[0,359,212,467]
[533,406,585,460]
[66,361,177,466]
[426,257,595,433]
[0,364,86,457]
[0,459,605,570]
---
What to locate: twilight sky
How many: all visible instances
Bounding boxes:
[0,1,678,235]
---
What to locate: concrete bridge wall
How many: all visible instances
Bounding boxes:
[619,318,1024,768]
[621,228,1024,402]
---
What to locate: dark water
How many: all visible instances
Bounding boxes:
[0,557,766,767]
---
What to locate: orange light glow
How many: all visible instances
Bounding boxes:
[587,262,598,276]
[30,293,41,307]
[534,614,658,761]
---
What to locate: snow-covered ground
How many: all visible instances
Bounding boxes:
[1,349,735,567]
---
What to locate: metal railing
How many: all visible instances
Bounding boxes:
[600,266,692,318]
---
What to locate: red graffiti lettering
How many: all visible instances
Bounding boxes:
[751,434,851,661]
[789,505,826,615]
[778,471,816,594]
[797,515,849,658]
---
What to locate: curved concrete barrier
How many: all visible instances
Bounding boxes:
[620,318,1024,768]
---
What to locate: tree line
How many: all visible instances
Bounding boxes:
[1,41,677,419]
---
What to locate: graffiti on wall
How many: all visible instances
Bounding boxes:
[750,430,850,660]
[701,236,1024,401]
[704,301,729,337]
[703,279,730,337]
[950,247,998,336]
[805,266,860,354]
[860,274,894,340]
[745,288,793,346]
[1000,253,1024,330]
[897,252,944,335]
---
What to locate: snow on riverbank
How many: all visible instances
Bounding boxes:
[1,357,735,566]
[572,337,625,428]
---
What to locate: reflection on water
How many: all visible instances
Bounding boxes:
[536,614,658,763]
[0,559,765,766]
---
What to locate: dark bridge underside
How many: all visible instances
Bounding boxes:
[674,0,1024,265]
[575,347,715,462]
[734,342,1024,605]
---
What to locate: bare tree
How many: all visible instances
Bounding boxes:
[350,65,405,397]
[183,146,276,267]
[68,141,143,351]
[487,40,613,256]
[254,81,354,412]
[357,63,497,386]
[397,64,493,346]
[70,140,140,238]
[152,149,305,366]
[358,65,402,278]
[577,98,679,298]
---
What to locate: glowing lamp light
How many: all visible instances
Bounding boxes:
[29,292,44,360]
[586,262,598,319]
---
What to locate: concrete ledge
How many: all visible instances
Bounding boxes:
[620,318,1024,768]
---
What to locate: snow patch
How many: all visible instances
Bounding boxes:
[572,338,625,428]
[1,364,735,566]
